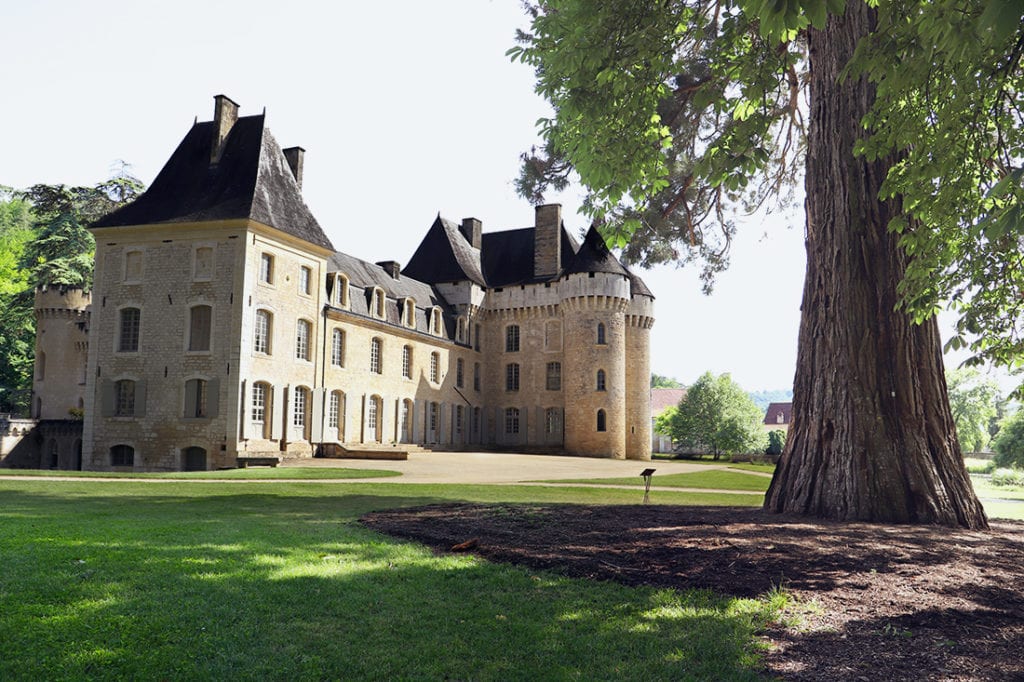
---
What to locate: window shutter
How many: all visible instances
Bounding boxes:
[183,379,197,418]
[135,381,147,417]
[101,380,115,417]
[240,380,250,438]
[310,387,325,441]
[207,378,220,418]
[271,384,286,440]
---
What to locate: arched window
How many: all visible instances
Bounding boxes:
[335,274,350,307]
[505,325,520,352]
[428,401,439,438]
[372,288,386,319]
[370,337,383,374]
[402,345,412,379]
[404,298,416,327]
[431,307,442,335]
[596,322,606,345]
[596,369,607,392]
[188,305,212,352]
[456,358,464,388]
[430,352,440,383]
[110,444,135,467]
[506,363,520,391]
[118,307,140,352]
[115,379,136,416]
[295,319,312,361]
[597,409,607,432]
[254,310,272,354]
[505,407,520,434]
[331,328,345,367]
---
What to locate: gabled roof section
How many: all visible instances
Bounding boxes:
[479,223,581,287]
[328,252,446,308]
[93,114,334,251]
[565,226,631,277]
[402,216,485,285]
[764,402,793,425]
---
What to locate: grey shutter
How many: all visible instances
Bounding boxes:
[240,380,250,438]
[271,384,286,439]
[310,387,325,441]
[134,381,147,417]
[101,380,115,417]
[184,380,197,418]
[207,378,220,418]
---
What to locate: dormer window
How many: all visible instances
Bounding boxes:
[335,274,350,308]
[403,298,416,328]
[430,307,442,335]
[372,287,386,319]
[456,317,467,343]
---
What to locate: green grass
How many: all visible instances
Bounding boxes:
[538,469,771,493]
[963,457,997,474]
[0,480,776,680]
[0,466,400,480]
[970,475,1024,521]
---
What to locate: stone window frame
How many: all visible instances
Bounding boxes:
[370,337,383,374]
[259,252,275,286]
[505,324,520,352]
[430,351,440,384]
[455,404,463,434]
[597,409,607,432]
[186,303,213,354]
[506,363,520,392]
[192,243,215,282]
[116,305,142,354]
[596,369,607,392]
[335,274,350,308]
[331,328,345,368]
[546,361,561,391]
[295,318,313,362]
[545,407,562,435]
[474,323,481,352]
[114,378,137,417]
[402,298,416,328]
[183,376,218,419]
[123,248,144,284]
[456,358,464,388]
[371,287,386,320]
[328,390,343,430]
[456,316,467,344]
[430,307,443,336]
[254,308,273,355]
[402,345,413,379]
[596,322,607,345]
[368,394,383,440]
[298,265,312,297]
[401,399,413,442]
[505,407,520,434]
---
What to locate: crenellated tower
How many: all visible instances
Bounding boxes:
[32,285,91,420]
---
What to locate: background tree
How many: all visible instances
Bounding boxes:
[651,373,684,389]
[0,188,36,413]
[653,405,677,439]
[510,0,1008,527]
[766,429,786,456]
[946,368,1003,453]
[668,372,764,459]
[992,410,1024,470]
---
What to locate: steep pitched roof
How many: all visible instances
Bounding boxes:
[565,225,631,277]
[479,225,580,287]
[764,402,793,426]
[328,252,445,307]
[93,115,335,251]
[402,216,485,285]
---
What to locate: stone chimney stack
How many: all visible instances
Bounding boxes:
[460,217,482,249]
[211,94,240,164]
[376,261,401,280]
[283,147,305,189]
[533,203,562,279]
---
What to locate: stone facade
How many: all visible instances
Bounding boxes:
[27,96,655,472]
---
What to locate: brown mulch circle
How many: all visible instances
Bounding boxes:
[360,503,1024,681]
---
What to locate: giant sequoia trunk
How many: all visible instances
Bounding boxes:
[763,4,988,528]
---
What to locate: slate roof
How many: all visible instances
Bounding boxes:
[763,402,792,426]
[402,217,486,285]
[565,226,631,277]
[93,115,335,252]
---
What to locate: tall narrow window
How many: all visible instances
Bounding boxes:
[254,310,272,354]
[293,387,308,427]
[505,325,520,352]
[597,322,606,345]
[473,363,481,391]
[368,396,380,431]
[328,391,340,429]
[546,408,561,434]
[115,379,136,416]
[184,378,208,418]
[597,409,607,432]
[296,319,311,361]
[402,345,412,379]
[506,363,520,391]
[596,369,606,392]
[401,400,412,442]
[457,318,466,343]
[430,352,440,383]
[370,338,382,374]
[335,274,349,307]
[331,329,345,367]
[455,405,463,433]
[474,324,481,351]
[188,305,212,352]
[505,407,520,434]
[260,253,274,284]
[299,266,311,295]
[431,308,442,335]
[404,299,416,327]
[118,308,140,352]
[456,358,464,388]
[372,288,385,318]
[252,383,267,425]
[546,362,561,391]
[429,402,438,433]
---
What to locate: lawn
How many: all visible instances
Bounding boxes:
[0,467,400,480]
[539,469,771,492]
[0,479,776,680]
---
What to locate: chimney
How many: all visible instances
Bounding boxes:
[460,217,482,249]
[211,94,240,164]
[283,147,305,189]
[533,203,562,279]
[376,260,401,280]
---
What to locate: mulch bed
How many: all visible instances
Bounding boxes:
[361,503,1024,681]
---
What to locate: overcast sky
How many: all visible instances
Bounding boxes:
[4,0,1003,394]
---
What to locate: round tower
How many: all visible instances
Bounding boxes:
[561,272,630,458]
[624,292,655,460]
[33,286,91,420]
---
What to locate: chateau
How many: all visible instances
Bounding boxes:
[22,95,654,471]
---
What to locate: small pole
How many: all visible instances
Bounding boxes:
[640,468,656,504]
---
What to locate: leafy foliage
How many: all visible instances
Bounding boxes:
[666,371,765,458]
[946,368,1003,452]
[653,405,678,437]
[0,189,36,413]
[993,408,1024,469]
[651,373,684,388]
[766,429,786,455]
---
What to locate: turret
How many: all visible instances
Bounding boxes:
[32,286,91,420]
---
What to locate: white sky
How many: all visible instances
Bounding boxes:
[1,0,1006,393]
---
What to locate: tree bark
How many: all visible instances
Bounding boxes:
[763,4,988,529]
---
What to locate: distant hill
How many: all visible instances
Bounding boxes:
[748,389,793,412]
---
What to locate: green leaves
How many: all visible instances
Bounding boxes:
[668,372,765,457]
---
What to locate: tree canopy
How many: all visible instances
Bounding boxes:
[651,373,684,388]
[665,371,765,458]
[992,408,1024,469]
[946,368,1003,453]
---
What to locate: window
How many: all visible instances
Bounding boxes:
[402,345,412,379]
[544,320,562,351]
[260,253,274,283]
[110,444,134,467]
[597,409,607,432]
[370,337,382,374]
[118,308,140,352]
[456,358,464,388]
[473,363,481,391]
[188,305,212,352]
[505,325,520,352]
[403,298,416,327]
[506,363,520,391]
[124,250,143,282]
[596,369,607,392]
[328,391,340,429]
[431,308,442,335]
[474,324,481,352]
[193,246,213,281]
[429,402,438,433]
[252,383,267,424]
[299,266,311,295]
[455,405,463,433]
[293,387,309,427]
[546,362,561,391]
[372,288,385,319]
[546,408,561,434]
[184,378,208,418]
[505,407,520,434]
[115,379,135,416]
[597,322,607,345]
[369,396,380,431]
[296,319,311,361]
[430,352,440,383]
[457,317,466,343]
[331,329,345,367]
[777,411,786,424]
[335,274,349,307]
[401,400,413,441]
[254,310,272,354]
[473,407,481,435]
